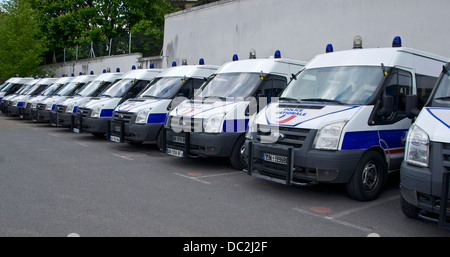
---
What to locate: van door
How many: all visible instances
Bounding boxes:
[375,68,414,170]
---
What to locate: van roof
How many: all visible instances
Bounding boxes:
[158,65,219,79]
[216,58,307,74]
[123,68,164,80]
[307,47,449,71]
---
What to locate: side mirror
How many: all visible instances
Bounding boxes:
[378,95,394,117]
[406,94,420,119]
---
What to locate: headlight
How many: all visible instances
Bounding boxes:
[91,107,101,118]
[203,113,224,133]
[12,100,18,106]
[65,104,75,113]
[313,120,347,150]
[245,114,257,140]
[31,103,37,109]
[45,104,53,111]
[135,109,150,124]
[405,124,429,167]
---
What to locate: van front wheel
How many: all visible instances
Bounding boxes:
[229,136,247,170]
[346,151,386,201]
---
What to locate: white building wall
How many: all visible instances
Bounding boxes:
[162,0,450,67]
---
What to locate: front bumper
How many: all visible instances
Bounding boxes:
[244,140,363,185]
[109,120,163,143]
[165,129,242,158]
[49,111,73,127]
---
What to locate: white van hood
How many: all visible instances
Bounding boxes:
[116,99,169,113]
[256,102,361,129]
[415,107,450,143]
[80,97,120,109]
[170,99,248,119]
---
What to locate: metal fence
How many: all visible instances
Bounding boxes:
[43,30,163,65]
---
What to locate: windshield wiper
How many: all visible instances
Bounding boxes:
[435,96,450,101]
[300,98,343,104]
[280,97,300,103]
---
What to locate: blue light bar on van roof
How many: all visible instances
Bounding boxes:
[116,68,120,72]
[326,44,334,53]
[172,61,177,67]
[233,54,239,61]
[150,63,155,68]
[392,36,402,47]
[132,65,136,70]
[199,58,205,65]
[274,50,281,58]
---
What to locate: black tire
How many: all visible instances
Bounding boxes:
[229,136,247,170]
[400,196,420,219]
[126,141,143,145]
[346,150,387,201]
[155,129,163,152]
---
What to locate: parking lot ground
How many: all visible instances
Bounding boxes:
[1,115,449,238]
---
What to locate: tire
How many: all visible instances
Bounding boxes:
[346,150,387,201]
[155,129,163,152]
[400,196,420,219]
[91,132,105,138]
[229,136,247,170]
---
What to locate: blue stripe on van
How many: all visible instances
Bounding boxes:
[341,129,408,150]
[222,119,249,133]
[100,109,114,117]
[147,113,167,124]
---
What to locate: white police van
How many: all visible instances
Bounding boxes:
[25,76,74,120]
[244,37,449,201]
[0,77,34,102]
[51,71,123,128]
[0,77,34,113]
[400,62,450,226]
[164,50,307,169]
[34,74,97,123]
[73,67,163,136]
[11,77,59,117]
[109,61,218,149]
[1,78,39,115]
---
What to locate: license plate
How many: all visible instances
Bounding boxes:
[73,128,80,133]
[110,135,121,143]
[263,153,287,165]
[172,136,185,144]
[166,148,184,157]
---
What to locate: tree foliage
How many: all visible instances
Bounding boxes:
[0,0,178,79]
[0,0,47,79]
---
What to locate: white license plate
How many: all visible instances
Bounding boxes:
[263,153,287,165]
[110,135,121,143]
[73,128,80,133]
[167,148,184,157]
[172,136,185,144]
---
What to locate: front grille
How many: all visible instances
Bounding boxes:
[55,105,66,113]
[167,116,203,133]
[37,103,46,110]
[256,125,311,149]
[443,143,450,172]
[113,111,133,123]
[77,107,91,118]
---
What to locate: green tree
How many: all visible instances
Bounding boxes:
[0,0,47,79]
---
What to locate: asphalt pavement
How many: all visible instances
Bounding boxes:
[1,115,449,239]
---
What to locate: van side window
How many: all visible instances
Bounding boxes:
[416,74,438,109]
[256,75,287,104]
[128,80,149,98]
[380,69,412,123]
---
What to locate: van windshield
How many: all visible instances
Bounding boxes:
[41,83,64,96]
[55,82,86,96]
[429,71,450,108]
[76,80,111,97]
[139,77,184,99]
[281,66,385,105]
[195,73,262,99]
[100,78,135,98]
